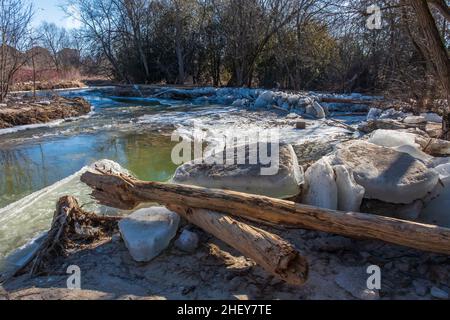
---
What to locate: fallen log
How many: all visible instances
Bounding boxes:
[80,170,450,255]
[320,97,380,105]
[168,205,308,286]
[25,196,121,276]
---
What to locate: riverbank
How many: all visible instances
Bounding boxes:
[2,215,449,300]
[0,95,91,129]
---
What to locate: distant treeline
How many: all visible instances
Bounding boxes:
[64,0,448,99]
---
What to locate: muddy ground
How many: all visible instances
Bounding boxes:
[0,95,91,129]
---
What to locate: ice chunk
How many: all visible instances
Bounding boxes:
[254,91,274,108]
[119,207,180,262]
[334,165,365,212]
[369,129,420,148]
[367,108,382,121]
[302,158,338,210]
[421,113,442,123]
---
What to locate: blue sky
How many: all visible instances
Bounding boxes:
[32,0,81,29]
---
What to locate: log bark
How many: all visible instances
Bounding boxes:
[168,205,308,286]
[80,170,450,255]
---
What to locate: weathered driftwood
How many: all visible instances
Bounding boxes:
[26,196,121,276]
[168,205,308,286]
[80,170,450,255]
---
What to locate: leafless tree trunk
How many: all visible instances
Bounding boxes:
[411,0,450,139]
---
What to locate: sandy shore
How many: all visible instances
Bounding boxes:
[2,221,449,300]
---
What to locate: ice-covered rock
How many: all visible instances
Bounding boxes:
[334,165,365,212]
[434,163,450,186]
[119,207,180,262]
[403,116,426,125]
[331,140,439,204]
[379,108,406,120]
[421,184,450,228]
[175,230,199,253]
[172,143,304,199]
[425,138,450,156]
[393,145,432,163]
[305,101,326,119]
[232,99,249,108]
[367,108,382,121]
[302,158,338,210]
[421,113,443,124]
[362,199,423,221]
[254,91,274,108]
[369,129,419,149]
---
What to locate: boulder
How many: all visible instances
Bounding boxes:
[302,158,338,210]
[119,207,180,262]
[172,143,304,199]
[334,165,365,212]
[331,140,439,204]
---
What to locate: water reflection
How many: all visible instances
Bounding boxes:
[0,132,178,208]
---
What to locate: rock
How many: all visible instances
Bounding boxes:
[403,116,426,125]
[232,99,249,108]
[0,103,7,108]
[367,108,382,121]
[306,101,326,119]
[434,163,450,186]
[379,108,406,120]
[358,119,409,134]
[302,158,338,210]
[420,183,450,227]
[334,165,365,212]
[335,268,379,300]
[412,280,428,296]
[254,91,273,108]
[119,207,180,262]
[361,199,423,221]
[421,112,442,123]
[425,138,450,156]
[172,143,304,199]
[175,230,199,253]
[331,140,439,204]
[430,287,448,299]
[295,121,306,129]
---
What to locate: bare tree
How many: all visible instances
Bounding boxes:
[39,22,71,73]
[410,0,450,139]
[0,0,34,102]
